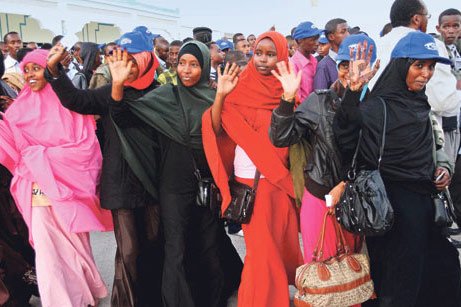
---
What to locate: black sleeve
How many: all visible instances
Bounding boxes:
[269,93,324,147]
[45,67,111,115]
[333,89,363,164]
[109,100,141,129]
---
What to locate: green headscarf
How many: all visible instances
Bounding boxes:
[111,40,216,199]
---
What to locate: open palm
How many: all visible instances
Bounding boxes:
[108,49,133,84]
[216,62,240,96]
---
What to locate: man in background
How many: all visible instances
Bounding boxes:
[313,18,349,89]
[158,40,183,86]
[3,32,22,74]
[291,21,322,101]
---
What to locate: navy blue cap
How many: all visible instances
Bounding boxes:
[293,21,323,40]
[117,31,153,53]
[391,31,451,64]
[336,34,377,64]
[133,26,159,41]
[216,39,234,51]
[318,31,328,44]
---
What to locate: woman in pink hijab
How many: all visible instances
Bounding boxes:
[0,49,113,306]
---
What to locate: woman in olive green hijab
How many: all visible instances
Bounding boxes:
[109,41,242,307]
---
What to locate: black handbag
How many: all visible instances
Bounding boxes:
[192,156,222,215]
[223,170,261,224]
[336,97,394,236]
[433,187,456,227]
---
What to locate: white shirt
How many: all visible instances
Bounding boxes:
[370,26,461,120]
[3,55,20,74]
[233,146,265,179]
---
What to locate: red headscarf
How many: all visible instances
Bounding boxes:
[124,51,158,90]
[224,31,288,110]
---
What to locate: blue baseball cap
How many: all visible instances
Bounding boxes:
[133,26,159,41]
[216,39,234,51]
[391,31,451,64]
[318,31,328,44]
[336,34,377,64]
[117,31,153,53]
[293,21,323,40]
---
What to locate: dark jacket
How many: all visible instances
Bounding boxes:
[45,68,157,210]
[269,90,343,199]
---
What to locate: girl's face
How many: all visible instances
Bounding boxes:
[23,63,47,92]
[253,38,278,75]
[177,54,202,87]
[406,59,436,92]
[126,54,139,83]
[337,60,350,87]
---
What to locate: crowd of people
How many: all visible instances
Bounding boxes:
[0,0,461,306]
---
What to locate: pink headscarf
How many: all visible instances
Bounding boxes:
[0,49,112,243]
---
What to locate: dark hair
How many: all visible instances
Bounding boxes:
[16,48,33,63]
[380,23,393,37]
[170,40,183,47]
[349,26,361,35]
[232,33,244,45]
[438,8,461,25]
[224,50,248,67]
[3,31,20,43]
[183,37,193,44]
[390,0,425,28]
[154,37,169,47]
[247,34,255,39]
[52,35,64,46]
[41,43,52,50]
[324,18,347,37]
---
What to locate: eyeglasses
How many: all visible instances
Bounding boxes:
[418,13,431,19]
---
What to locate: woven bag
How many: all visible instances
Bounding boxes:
[294,212,375,307]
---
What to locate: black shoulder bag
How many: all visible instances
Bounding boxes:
[335,97,394,236]
[224,170,261,224]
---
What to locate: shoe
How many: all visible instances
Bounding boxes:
[447,237,461,249]
[447,227,461,236]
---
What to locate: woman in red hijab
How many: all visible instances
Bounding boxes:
[202,31,303,307]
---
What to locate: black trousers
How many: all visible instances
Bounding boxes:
[449,155,461,225]
[111,205,163,307]
[363,182,461,307]
[160,192,242,307]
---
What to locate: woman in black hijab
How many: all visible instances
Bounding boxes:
[334,32,461,306]
[72,42,101,89]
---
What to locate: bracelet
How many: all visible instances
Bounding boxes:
[281,94,295,101]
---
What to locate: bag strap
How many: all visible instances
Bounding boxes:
[252,170,261,191]
[312,211,330,261]
[376,97,387,169]
[349,97,388,173]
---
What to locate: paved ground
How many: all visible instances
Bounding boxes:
[30,227,461,306]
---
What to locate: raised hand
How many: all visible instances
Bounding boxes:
[47,43,69,76]
[107,48,133,85]
[216,62,240,97]
[271,61,301,101]
[348,41,380,91]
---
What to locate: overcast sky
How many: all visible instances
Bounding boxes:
[156,0,460,39]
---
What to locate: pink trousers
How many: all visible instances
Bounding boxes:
[31,206,108,307]
[300,189,359,263]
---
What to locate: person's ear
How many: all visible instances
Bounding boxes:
[327,32,335,42]
[435,25,442,34]
[411,14,422,29]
